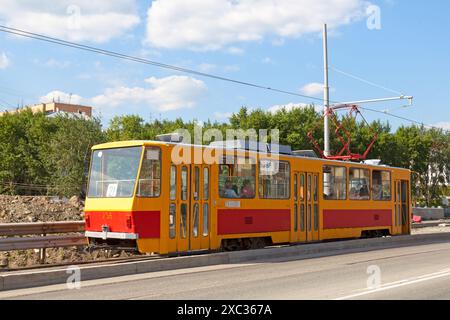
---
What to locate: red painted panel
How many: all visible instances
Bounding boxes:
[323,209,392,229]
[85,211,160,238]
[218,209,290,235]
[133,211,160,238]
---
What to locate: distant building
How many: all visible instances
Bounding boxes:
[0,102,92,118]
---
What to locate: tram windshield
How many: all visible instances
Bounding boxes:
[87,147,143,198]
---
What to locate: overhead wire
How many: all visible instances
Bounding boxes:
[329,66,448,132]
[0,25,326,103]
[359,106,449,133]
[0,25,446,133]
[330,65,404,96]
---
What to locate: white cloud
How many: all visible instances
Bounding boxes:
[45,59,71,69]
[0,53,10,69]
[434,122,450,131]
[223,65,240,73]
[268,103,309,114]
[300,82,324,96]
[261,57,274,64]
[0,1,140,43]
[268,102,323,114]
[198,63,239,73]
[91,75,207,112]
[214,111,233,120]
[227,47,245,55]
[40,91,84,105]
[198,63,217,72]
[145,0,369,50]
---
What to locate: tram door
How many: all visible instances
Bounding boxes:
[394,180,411,235]
[297,172,319,242]
[394,180,410,235]
[295,172,306,242]
[401,181,411,234]
[305,173,320,242]
[175,164,211,253]
[190,165,211,251]
[311,173,320,241]
[176,165,190,252]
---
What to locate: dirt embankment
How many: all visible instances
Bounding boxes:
[0,196,135,269]
[0,195,84,223]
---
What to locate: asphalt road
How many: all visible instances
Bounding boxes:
[2,242,450,300]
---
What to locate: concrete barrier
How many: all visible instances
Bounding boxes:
[413,207,445,220]
[1,233,450,291]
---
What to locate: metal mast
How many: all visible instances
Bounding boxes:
[323,24,330,157]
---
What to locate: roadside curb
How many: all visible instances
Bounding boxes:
[412,221,450,229]
[1,233,450,291]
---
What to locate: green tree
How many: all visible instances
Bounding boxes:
[106,115,145,141]
[45,115,106,197]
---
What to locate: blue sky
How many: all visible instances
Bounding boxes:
[0,0,449,131]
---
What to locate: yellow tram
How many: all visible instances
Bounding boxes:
[84,138,411,254]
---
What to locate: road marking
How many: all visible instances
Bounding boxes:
[336,269,450,300]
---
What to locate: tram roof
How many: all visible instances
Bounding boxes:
[91,140,410,172]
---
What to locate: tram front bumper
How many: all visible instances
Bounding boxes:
[85,231,139,240]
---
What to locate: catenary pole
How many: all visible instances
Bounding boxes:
[323,24,330,157]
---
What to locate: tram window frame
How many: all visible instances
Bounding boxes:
[180,203,187,239]
[87,146,142,199]
[169,203,176,239]
[258,160,291,200]
[218,157,256,199]
[203,167,209,200]
[202,203,209,237]
[294,174,298,201]
[136,147,162,198]
[372,170,392,201]
[294,204,298,232]
[169,165,177,201]
[192,203,199,238]
[194,166,200,201]
[300,174,305,201]
[349,168,371,201]
[323,166,347,201]
[181,166,188,201]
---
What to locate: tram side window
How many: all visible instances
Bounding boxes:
[137,147,161,197]
[323,166,346,200]
[259,160,290,199]
[219,157,256,199]
[349,168,370,200]
[372,170,391,201]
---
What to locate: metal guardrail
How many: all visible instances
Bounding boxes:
[0,221,85,237]
[0,221,87,263]
[0,235,87,251]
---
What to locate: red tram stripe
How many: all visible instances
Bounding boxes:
[218,209,290,235]
[85,211,160,238]
[323,209,392,229]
